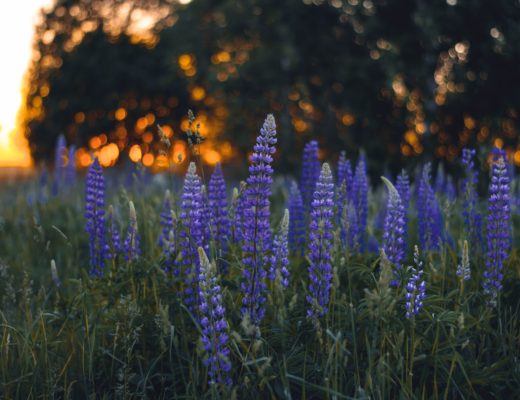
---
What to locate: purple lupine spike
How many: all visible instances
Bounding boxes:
[177,162,208,309]
[307,163,334,320]
[288,181,305,256]
[417,163,442,252]
[405,245,426,319]
[107,205,122,260]
[53,135,66,195]
[483,152,511,307]
[208,163,230,251]
[396,170,410,252]
[456,240,470,281]
[241,114,277,331]
[337,151,353,246]
[269,209,290,288]
[300,140,320,215]
[158,190,174,250]
[350,153,369,253]
[381,177,406,285]
[123,201,141,262]
[85,158,106,276]
[66,145,76,187]
[461,148,483,252]
[230,182,247,244]
[434,163,446,195]
[197,247,232,386]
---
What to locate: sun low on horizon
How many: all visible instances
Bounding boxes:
[0,1,53,168]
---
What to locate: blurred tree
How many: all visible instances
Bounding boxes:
[23,0,520,175]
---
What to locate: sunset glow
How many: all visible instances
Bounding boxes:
[0,1,52,167]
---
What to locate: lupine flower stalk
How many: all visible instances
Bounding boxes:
[483,153,511,307]
[337,150,353,195]
[396,170,410,251]
[269,209,290,288]
[405,245,426,319]
[107,205,122,260]
[417,163,442,251]
[300,140,320,215]
[123,201,141,262]
[288,181,305,256]
[461,148,483,251]
[456,240,470,281]
[197,247,232,386]
[177,162,207,309]
[208,163,230,251]
[381,177,406,284]
[241,114,277,330]
[66,145,76,187]
[85,158,106,276]
[53,135,66,194]
[307,163,334,320]
[230,182,247,244]
[350,154,369,253]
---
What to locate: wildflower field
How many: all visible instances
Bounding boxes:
[1,114,519,399]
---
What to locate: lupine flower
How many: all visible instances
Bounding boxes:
[350,154,369,253]
[241,114,277,330]
[208,163,230,251]
[107,205,122,260]
[461,148,483,252]
[307,162,334,320]
[288,181,305,256]
[53,135,66,195]
[230,182,247,244]
[396,170,410,251]
[337,151,353,246]
[177,162,208,309]
[269,209,290,287]
[300,140,320,215]
[456,240,470,281]
[381,177,406,284]
[405,245,426,319]
[123,201,141,262]
[158,190,175,250]
[85,158,106,276]
[417,163,442,252]
[483,152,511,307]
[197,247,232,386]
[66,145,76,187]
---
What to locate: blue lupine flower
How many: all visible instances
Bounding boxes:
[405,245,426,319]
[231,182,247,244]
[417,163,442,252]
[177,162,208,309]
[123,201,141,262]
[208,162,230,252]
[288,181,305,256]
[483,152,511,307]
[456,240,470,281]
[381,177,406,284]
[241,114,277,330]
[107,205,122,260]
[53,135,66,195]
[461,148,483,252]
[85,158,106,276]
[307,163,334,320]
[269,209,290,288]
[66,145,76,187]
[197,247,232,386]
[300,140,320,215]
[396,169,410,252]
[350,154,369,253]
[337,150,353,195]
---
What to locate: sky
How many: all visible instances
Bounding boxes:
[0,0,53,167]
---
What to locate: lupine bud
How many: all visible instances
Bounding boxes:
[456,240,470,281]
[300,140,320,215]
[85,158,106,276]
[405,245,426,319]
[269,209,290,288]
[417,163,442,252]
[350,154,369,253]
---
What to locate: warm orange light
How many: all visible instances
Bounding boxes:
[98,142,119,167]
[203,149,221,165]
[494,138,504,149]
[160,125,174,138]
[115,107,127,121]
[129,144,142,162]
[155,154,169,168]
[142,153,154,167]
[77,148,93,167]
[178,54,192,70]
[191,86,206,101]
[74,111,85,123]
[89,136,101,150]
[341,113,355,126]
[143,132,154,144]
[172,141,187,164]
[514,150,520,166]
